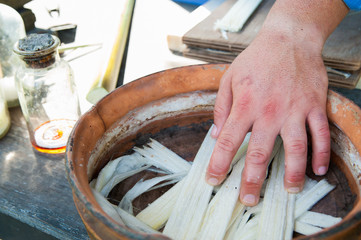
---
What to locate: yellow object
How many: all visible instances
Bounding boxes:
[86,0,135,104]
[0,99,10,139]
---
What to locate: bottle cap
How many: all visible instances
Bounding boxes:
[18,33,54,52]
[13,34,60,68]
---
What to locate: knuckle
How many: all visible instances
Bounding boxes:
[243,174,264,188]
[247,149,269,166]
[216,134,236,153]
[234,91,252,112]
[233,75,254,88]
[240,76,254,86]
[286,171,305,183]
[209,160,229,174]
[314,149,330,161]
[262,100,279,118]
[285,140,307,156]
[316,122,330,139]
[243,181,263,190]
[213,105,228,121]
[309,109,330,139]
[305,92,323,106]
[308,94,321,104]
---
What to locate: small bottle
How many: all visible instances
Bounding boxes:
[0,3,26,107]
[0,84,11,139]
[14,34,81,154]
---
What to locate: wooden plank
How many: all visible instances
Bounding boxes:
[183,46,361,89]
[183,0,361,71]
[183,0,270,51]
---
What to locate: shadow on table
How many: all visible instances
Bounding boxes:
[0,212,57,240]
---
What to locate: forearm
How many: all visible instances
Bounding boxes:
[260,0,349,50]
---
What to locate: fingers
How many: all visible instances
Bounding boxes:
[307,108,330,176]
[207,71,253,186]
[206,110,251,186]
[240,124,279,206]
[212,71,233,138]
[281,115,308,193]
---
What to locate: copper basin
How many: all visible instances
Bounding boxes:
[65,64,361,239]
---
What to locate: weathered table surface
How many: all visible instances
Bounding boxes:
[0,107,89,239]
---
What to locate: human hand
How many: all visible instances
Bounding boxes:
[205,0,348,206]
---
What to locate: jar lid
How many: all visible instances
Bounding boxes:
[13,33,60,57]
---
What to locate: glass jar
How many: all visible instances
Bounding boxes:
[0,83,11,139]
[14,34,81,154]
[0,3,26,107]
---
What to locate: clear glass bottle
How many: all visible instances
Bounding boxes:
[0,3,26,107]
[14,34,80,154]
[0,83,11,139]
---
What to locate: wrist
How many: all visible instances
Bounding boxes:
[258,0,349,52]
[257,19,325,56]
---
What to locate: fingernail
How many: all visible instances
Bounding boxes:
[317,166,327,176]
[242,194,256,205]
[287,187,300,193]
[206,177,219,186]
[211,125,218,138]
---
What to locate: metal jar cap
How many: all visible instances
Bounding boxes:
[14,33,60,57]
[13,34,60,68]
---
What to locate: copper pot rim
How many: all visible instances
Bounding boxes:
[65,63,361,239]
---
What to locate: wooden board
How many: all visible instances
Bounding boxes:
[182,0,361,71]
[182,46,361,89]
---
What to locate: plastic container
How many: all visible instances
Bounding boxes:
[0,3,26,107]
[14,33,80,154]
